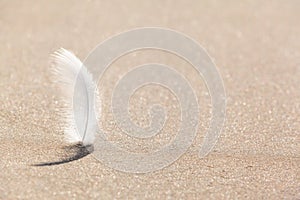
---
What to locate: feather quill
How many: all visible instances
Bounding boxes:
[33,48,99,166]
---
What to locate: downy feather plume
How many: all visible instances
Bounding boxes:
[34,48,99,166]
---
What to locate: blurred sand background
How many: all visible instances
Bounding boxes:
[0,0,299,199]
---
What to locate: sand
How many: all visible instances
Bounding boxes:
[0,0,299,199]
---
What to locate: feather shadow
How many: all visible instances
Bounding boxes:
[32,143,94,166]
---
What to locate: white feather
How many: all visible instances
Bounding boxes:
[50,48,99,146]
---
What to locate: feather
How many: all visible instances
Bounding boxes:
[33,48,99,166]
[50,48,100,147]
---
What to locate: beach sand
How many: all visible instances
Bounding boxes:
[0,0,299,199]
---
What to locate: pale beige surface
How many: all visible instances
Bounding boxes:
[0,0,299,199]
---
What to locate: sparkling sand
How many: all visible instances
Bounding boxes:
[0,1,299,199]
